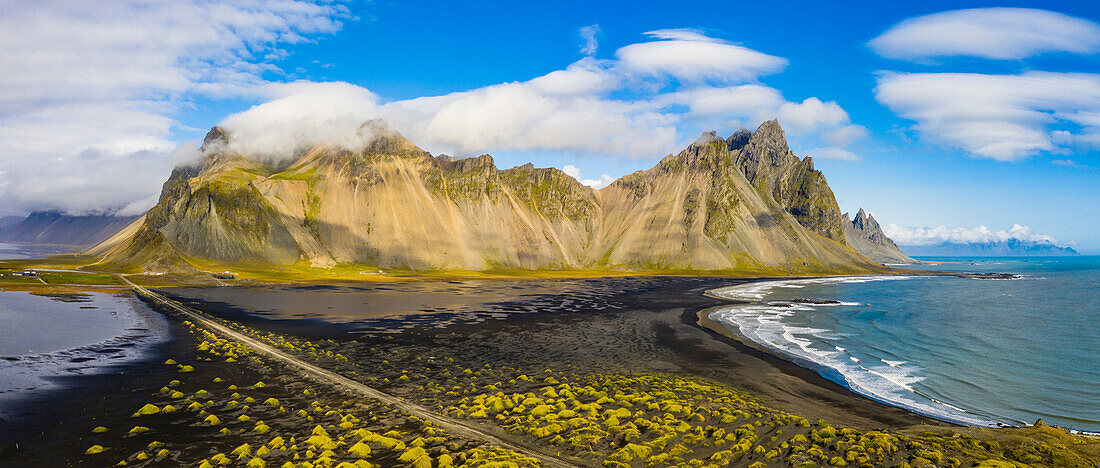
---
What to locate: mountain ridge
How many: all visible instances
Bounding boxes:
[901,239,1078,257]
[93,119,891,275]
[843,209,916,264]
[0,211,140,247]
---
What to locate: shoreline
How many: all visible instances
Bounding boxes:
[161,275,937,430]
[0,290,172,421]
[698,276,1099,435]
[3,276,1099,465]
[698,277,998,430]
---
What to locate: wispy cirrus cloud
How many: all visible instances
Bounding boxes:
[579,25,601,56]
[1051,159,1090,169]
[869,8,1100,60]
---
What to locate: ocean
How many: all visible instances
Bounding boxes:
[709,256,1100,432]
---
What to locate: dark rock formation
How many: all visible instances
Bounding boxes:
[842,209,916,264]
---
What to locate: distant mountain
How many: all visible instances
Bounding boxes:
[0,211,140,247]
[842,209,916,264]
[0,215,22,230]
[901,239,1078,257]
[92,119,888,275]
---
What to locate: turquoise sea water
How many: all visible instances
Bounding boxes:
[709,256,1099,432]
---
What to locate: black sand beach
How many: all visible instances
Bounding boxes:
[2,276,1095,467]
[158,277,933,429]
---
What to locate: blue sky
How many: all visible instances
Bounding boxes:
[2,1,1098,251]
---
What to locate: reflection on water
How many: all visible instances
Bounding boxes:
[0,291,169,419]
[0,242,75,260]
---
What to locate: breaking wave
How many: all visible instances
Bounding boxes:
[708,276,999,427]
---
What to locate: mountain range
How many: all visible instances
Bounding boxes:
[0,211,139,247]
[87,119,909,275]
[900,240,1078,257]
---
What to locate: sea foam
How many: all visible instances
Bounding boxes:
[709,277,999,427]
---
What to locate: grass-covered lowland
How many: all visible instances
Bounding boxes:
[1,252,899,290]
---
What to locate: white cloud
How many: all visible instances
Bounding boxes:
[561,165,614,189]
[615,29,787,82]
[2,20,862,215]
[874,71,1100,160]
[670,85,786,118]
[808,147,860,161]
[220,81,381,162]
[1052,159,1089,169]
[825,125,868,146]
[869,8,1100,60]
[579,25,600,56]
[582,174,616,189]
[526,58,621,96]
[882,223,1064,246]
[0,0,346,215]
[367,30,856,160]
[776,98,851,132]
[379,80,677,159]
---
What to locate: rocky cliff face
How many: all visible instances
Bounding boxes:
[842,209,916,264]
[595,127,872,272]
[96,120,884,274]
[734,120,845,242]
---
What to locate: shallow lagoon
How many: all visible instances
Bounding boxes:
[0,291,169,419]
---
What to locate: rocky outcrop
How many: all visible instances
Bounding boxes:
[97,120,887,274]
[595,127,876,272]
[842,209,916,264]
[733,120,845,242]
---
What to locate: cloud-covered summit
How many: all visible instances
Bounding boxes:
[0,0,348,216]
[0,15,865,217]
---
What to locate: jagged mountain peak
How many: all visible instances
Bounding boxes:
[441,153,495,172]
[201,126,229,152]
[726,128,752,151]
[354,119,425,156]
[742,120,792,170]
[852,208,883,233]
[843,207,915,264]
[692,130,723,146]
